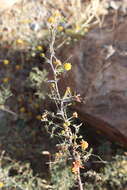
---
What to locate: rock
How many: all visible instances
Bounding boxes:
[58,21,127,147]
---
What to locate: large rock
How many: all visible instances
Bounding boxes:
[59,21,127,147]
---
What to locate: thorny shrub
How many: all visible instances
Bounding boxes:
[39,10,91,190]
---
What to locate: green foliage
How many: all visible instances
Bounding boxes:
[51,160,75,190]
[29,67,48,99]
[101,155,127,189]
[0,153,52,190]
[0,85,13,134]
[0,85,12,106]
[83,170,103,190]
[83,155,127,190]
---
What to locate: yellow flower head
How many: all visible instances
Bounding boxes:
[0,182,4,188]
[75,24,81,32]
[16,39,24,45]
[64,63,72,71]
[48,11,61,24]
[40,53,45,57]
[63,121,71,128]
[3,59,9,65]
[48,16,55,24]
[81,140,88,150]
[57,26,64,32]
[19,107,26,113]
[61,130,65,135]
[36,45,43,51]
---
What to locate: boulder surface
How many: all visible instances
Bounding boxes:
[59,20,127,147]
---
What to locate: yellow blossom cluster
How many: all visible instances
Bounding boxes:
[19,107,26,113]
[0,182,4,188]
[63,121,71,128]
[64,63,72,71]
[16,39,24,45]
[57,26,64,32]
[48,10,61,24]
[36,45,44,51]
[3,59,9,65]
[80,140,88,150]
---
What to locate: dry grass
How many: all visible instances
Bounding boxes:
[0,0,108,49]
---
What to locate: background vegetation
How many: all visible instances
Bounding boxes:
[0,0,126,189]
